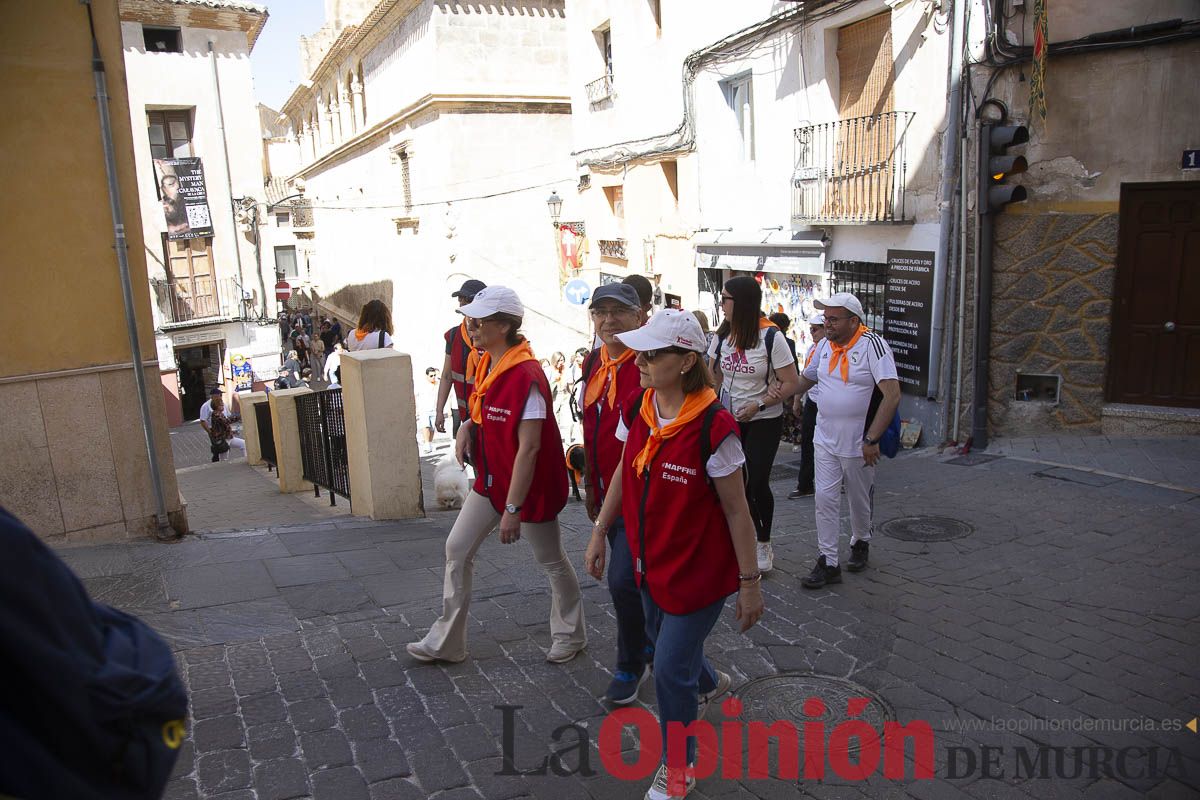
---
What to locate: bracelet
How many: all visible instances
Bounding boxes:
[738,572,762,583]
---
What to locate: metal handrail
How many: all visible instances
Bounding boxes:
[792,111,915,224]
[295,388,350,505]
[586,73,613,105]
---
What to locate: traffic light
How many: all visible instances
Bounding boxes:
[978,124,1029,214]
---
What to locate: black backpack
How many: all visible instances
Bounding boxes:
[0,506,188,800]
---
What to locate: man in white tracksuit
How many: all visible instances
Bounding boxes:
[791,292,901,589]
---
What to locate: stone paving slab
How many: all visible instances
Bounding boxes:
[48,439,1200,799]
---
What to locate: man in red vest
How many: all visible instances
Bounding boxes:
[436,279,486,437]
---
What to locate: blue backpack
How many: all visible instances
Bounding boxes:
[865,388,902,459]
[0,506,188,800]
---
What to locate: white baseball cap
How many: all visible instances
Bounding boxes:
[807,312,826,326]
[615,309,707,353]
[815,292,865,320]
[457,285,524,318]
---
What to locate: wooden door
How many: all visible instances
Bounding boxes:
[165,237,216,321]
[830,11,895,220]
[1107,182,1200,407]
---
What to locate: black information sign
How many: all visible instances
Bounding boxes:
[884,249,935,396]
[154,157,214,240]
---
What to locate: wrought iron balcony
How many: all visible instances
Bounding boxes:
[586,73,613,106]
[597,238,627,260]
[792,111,914,224]
[159,276,246,327]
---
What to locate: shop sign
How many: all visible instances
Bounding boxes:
[884,249,935,396]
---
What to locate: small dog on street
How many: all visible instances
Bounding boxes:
[433,453,469,510]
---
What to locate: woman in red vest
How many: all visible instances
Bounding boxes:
[407,286,586,664]
[585,309,764,800]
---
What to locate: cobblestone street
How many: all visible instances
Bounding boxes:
[54,439,1200,800]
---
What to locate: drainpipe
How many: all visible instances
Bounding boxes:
[971,118,995,451]
[86,2,175,540]
[927,0,966,412]
[209,41,249,313]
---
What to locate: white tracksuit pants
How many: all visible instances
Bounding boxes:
[814,443,875,567]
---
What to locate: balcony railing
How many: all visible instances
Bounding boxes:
[161,276,245,326]
[586,74,613,106]
[792,111,914,224]
[597,238,627,260]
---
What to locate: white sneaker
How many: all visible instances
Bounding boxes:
[756,541,774,572]
[697,669,732,719]
[645,762,696,800]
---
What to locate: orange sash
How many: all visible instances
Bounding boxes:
[632,387,719,475]
[828,324,868,383]
[583,348,636,410]
[469,340,537,424]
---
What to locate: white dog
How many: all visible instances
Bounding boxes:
[433,453,469,510]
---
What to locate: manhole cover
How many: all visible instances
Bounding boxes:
[734,674,895,754]
[881,515,973,541]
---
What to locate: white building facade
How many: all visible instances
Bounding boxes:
[119,0,281,425]
[567,0,957,436]
[280,0,583,375]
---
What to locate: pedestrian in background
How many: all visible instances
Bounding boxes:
[281,350,302,388]
[407,286,585,665]
[323,342,344,385]
[710,276,800,573]
[623,274,653,322]
[417,366,441,454]
[768,312,800,448]
[347,299,393,351]
[789,313,825,499]
[585,309,764,800]
[437,279,486,437]
[207,395,245,461]
[692,310,715,367]
[577,284,653,705]
[795,293,900,589]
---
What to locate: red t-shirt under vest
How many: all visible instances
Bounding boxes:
[581,349,644,504]
[620,400,741,615]
[444,323,478,417]
[473,360,568,522]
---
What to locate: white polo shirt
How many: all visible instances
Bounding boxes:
[802,331,897,457]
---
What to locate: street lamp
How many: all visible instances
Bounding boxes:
[546,191,563,227]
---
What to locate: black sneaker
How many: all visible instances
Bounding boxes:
[847,540,870,573]
[801,555,842,589]
[788,487,814,499]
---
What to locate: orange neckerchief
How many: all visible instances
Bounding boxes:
[459,320,481,384]
[469,340,537,424]
[353,327,371,342]
[583,347,636,410]
[804,343,818,368]
[828,324,868,383]
[632,387,719,475]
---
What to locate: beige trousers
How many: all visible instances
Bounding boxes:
[418,490,586,660]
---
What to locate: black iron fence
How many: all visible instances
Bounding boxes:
[295,388,351,505]
[792,110,914,224]
[828,260,888,334]
[255,402,276,472]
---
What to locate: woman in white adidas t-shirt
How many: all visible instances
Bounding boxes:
[708,276,800,572]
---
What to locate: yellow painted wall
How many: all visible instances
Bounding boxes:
[0,0,156,378]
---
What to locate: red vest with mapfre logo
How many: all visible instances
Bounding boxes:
[620,401,740,615]
[473,360,568,522]
[581,349,643,503]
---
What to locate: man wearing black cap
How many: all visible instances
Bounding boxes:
[436,279,487,436]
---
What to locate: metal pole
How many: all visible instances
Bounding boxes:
[951,133,970,443]
[971,123,995,450]
[208,42,248,312]
[927,0,966,404]
[88,7,175,539]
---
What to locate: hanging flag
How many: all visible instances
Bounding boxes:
[1030,0,1048,123]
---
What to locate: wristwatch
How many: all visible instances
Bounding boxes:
[757,400,767,412]
[505,503,521,514]
[864,435,879,446]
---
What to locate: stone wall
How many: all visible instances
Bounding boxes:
[988,212,1118,434]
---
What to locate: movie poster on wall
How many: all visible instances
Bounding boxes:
[154,157,214,240]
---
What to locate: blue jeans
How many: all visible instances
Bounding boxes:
[607,520,656,673]
[642,590,725,766]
